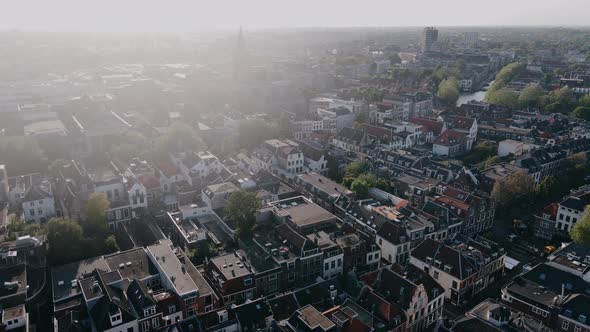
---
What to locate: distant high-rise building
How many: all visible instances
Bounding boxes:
[233,27,249,80]
[421,27,438,52]
[464,31,479,47]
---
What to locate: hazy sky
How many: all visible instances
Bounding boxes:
[2,0,589,32]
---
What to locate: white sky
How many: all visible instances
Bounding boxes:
[2,0,589,32]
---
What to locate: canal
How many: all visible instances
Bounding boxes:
[456,80,494,106]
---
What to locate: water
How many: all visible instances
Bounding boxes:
[456,80,494,106]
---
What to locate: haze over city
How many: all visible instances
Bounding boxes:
[1,1,590,332]
[1,0,590,32]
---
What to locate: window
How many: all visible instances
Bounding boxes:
[368,254,373,261]
[434,271,439,279]
[142,320,150,331]
[325,262,329,270]
[288,272,295,282]
[574,325,581,332]
[562,321,569,330]
[127,328,134,332]
[29,209,35,216]
[338,258,342,267]
[168,305,176,313]
[244,277,253,286]
[152,318,160,328]
[452,281,458,289]
[331,261,335,269]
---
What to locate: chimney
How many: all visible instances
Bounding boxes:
[561,283,565,297]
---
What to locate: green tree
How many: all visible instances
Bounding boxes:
[104,235,119,252]
[342,160,368,187]
[571,106,590,121]
[491,171,535,207]
[224,191,261,241]
[486,88,519,107]
[535,176,559,201]
[83,192,110,236]
[488,62,524,92]
[464,142,496,165]
[350,173,388,198]
[47,218,84,264]
[518,84,545,107]
[571,206,590,246]
[578,94,590,108]
[437,77,460,106]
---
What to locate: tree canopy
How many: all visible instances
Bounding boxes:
[518,84,545,107]
[47,218,84,264]
[571,106,590,121]
[491,171,535,207]
[83,192,110,236]
[571,206,590,247]
[350,173,388,198]
[224,191,261,241]
[437,77,460,106]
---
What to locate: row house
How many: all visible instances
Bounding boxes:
[501,243,590,330]
[429,186,495,236]
[411,237,505,306]
[293,172,355,214]
[358,265,444,332]
[331,127,367,152]
[203,249,281,306]
[52,244,220,331]
[409,117,446,144]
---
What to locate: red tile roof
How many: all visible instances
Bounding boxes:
[409,117,444,135]
[434,129,465,146]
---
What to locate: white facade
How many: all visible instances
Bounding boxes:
[555,203,582,233]
[376,235,410,264]
[323,253,344,279]
[304,155,327,175]
[23,196,55,223]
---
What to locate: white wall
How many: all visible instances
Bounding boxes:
[23,197,55,223]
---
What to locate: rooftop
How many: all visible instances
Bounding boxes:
[147,243,199,297]
[103,248,158,280]
[209,251,255,280]
[269,196,338,230]
[52,257,108,303]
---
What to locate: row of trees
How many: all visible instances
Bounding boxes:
[485,62,525,107]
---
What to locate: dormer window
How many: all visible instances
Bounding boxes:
[144,306,156,317]
[110,309,122,326]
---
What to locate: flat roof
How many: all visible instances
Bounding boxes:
[51,257,108,303]
[271,196,337,229]
[295,305,335,331]
[104,248,159,280]
[210,251,254,280]
[147,243,198,297]
[0,264,27,298]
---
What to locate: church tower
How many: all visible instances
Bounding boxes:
[233,27,249,81]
